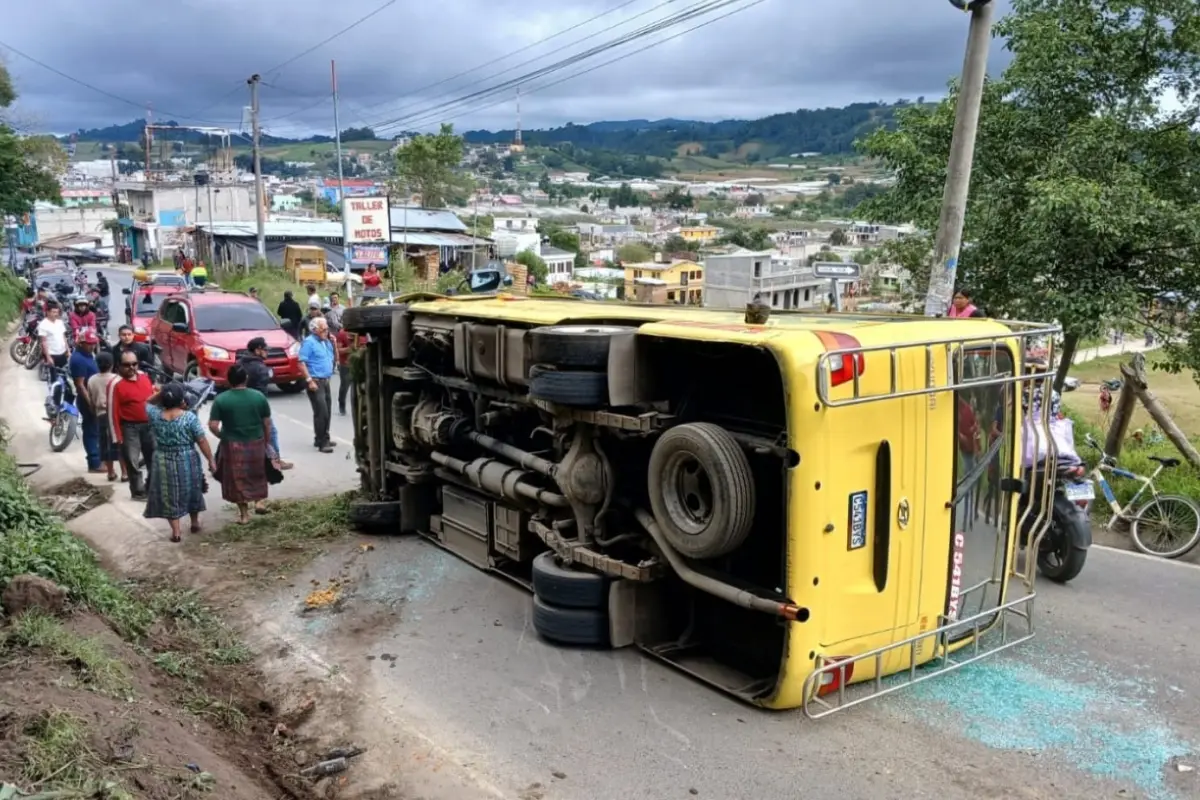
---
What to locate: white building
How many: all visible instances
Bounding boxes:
[703,249,830,311]
[540,246,575,280]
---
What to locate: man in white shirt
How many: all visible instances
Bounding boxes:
[36,302,70,370]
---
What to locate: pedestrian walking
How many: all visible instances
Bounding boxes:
[107,351,157,499]
[112,325,152,369]
[69,328,103,474]
[238,337,293,470]
[37,302,70,371]
[208,364,273,524]
[298,317,336,453]
[191,261,208,287]
[88,351,124,481]
[335,327,358,416]
[144,382,216,542]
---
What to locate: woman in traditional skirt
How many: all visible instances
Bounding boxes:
[144,382,217,542]
[208,363,273,525]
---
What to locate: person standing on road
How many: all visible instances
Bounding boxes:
[191,261,208,287]
[111,325,152,369]
[37,302,70,372]
[335,326,358,416]
[238,337,293,472]
[146,381,216,542]
[362,264,382,290]
[69,329,103,474]
[325,292,344,334]
[300,296,324,339]
[88,351,125,482]
[298,317,335,453]
[208,364,273,525]
[107,351,157,499]
[94,272,110,313]
[278,290,302,335]
[69,296,97,339]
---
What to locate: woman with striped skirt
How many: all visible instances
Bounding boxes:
[208,363,273,525]
[144,382,217,542]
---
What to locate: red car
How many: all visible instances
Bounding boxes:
[125,283,183,344]
[148,289,304,389]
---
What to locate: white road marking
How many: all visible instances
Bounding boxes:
[273,409,355,448]
[1093,543,1200,570]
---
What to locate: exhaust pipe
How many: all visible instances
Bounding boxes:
[634,508,805,621]
[430,451,569,507]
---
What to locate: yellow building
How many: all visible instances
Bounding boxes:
[622,260,704,305]
[678,226,720,244]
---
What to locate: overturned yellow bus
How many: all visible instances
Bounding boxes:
[342,295,1064,714]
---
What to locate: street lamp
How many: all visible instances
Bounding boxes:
[923,0,995,316]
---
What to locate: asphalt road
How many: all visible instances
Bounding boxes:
[30,267,1200,799]
[94,266,360,503]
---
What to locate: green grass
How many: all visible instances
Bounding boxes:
[181,690,247,731]
[19,709,133,798]
[1065,353,1200,435]
[6,611,132,697]
[0,268,25,331]
[213,493,351,549]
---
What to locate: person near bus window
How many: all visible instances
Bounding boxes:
[957,393,982,526]
[948,289,979,318]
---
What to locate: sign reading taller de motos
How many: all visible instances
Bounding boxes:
[342,196,389,243]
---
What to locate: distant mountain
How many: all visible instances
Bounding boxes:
[65,101,913,159]
[462,102,908,159]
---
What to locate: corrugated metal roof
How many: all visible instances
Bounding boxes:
[392,231,491,247]
[388,206,467,233]
[198,220,344,238]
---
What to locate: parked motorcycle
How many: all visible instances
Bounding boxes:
[43,367,80,452]
[9,313,38,365]
[1016,385,1092,583]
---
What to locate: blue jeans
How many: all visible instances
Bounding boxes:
[269,418,281,458]
[80,408,101,470]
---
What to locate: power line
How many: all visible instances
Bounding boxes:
[370,0,756,134]
[263,0,398,77]
[392,0,768,133]
[0,38,226,124]
[361,0,651,125]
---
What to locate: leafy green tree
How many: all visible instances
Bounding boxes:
[829,228,848,247]
[390,123,469,208]
[858,0,1200,385]
[514,249,548,283]
[663,234,692,254]
[617,242,653,263]
[661,186,694,210]
[339,126,377,141]
[826,172,842,186]
[0,65,61,215]
[720,228,772,251]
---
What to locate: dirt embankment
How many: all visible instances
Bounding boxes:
[0,459,374,799]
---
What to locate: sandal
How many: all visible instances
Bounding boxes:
[170,533,182,543]
[107,473,118,482]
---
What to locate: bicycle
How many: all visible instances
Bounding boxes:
[1083,433,1200,558]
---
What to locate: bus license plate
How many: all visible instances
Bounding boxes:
[1064,481,1094,501]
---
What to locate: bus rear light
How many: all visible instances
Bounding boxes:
[816,657,854,696]
[815,331,866,388]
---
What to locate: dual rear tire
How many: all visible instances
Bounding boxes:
[530,552,609,647]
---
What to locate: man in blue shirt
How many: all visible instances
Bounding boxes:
[298,317,336,453]
[68,328,102,472]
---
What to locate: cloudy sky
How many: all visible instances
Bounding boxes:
[2,0,1013,138]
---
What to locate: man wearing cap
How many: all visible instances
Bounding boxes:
[69,328,103,473]
[300,294,324,339]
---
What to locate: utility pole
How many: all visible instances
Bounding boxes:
[923,0,995,317]
[332,60,351,303]
[248,74,266,261]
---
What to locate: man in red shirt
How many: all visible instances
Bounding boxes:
[107,350,157,499]
[362,264,382,290]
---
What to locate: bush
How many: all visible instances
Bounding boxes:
[0,267,25,330]
[0,443,151,635]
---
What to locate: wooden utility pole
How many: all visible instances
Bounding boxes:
[248,74,265,261]
[1117,354,1200,468]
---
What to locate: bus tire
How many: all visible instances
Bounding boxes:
[528,365,607,406]
[647,422,755,559]
[531,552,606,609]
[342,304,394,333]
[532,596,609,647]
[528,325,627,369]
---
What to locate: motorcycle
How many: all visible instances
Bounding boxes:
[143,364,217,412]
[9,312,38,365]
[43,367,80,452]
[1015,386,1092,583]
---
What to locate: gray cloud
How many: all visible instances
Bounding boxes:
[3,0,1014,137]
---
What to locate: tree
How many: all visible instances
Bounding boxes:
[661,186,694,210]
[502,155,515,172]
[720,228,772,251]
[514,249,547,283]
[340,126,377,141]
[663,234,692,254]
[617,242,653,264]
[829,227,849,247]
[858,0,1200,386]
[826,172,842,186]
[391,123,469,208]
[0,65,62,215]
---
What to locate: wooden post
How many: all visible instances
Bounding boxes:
[1119,353,1200,468]
[1104,379,1137,458]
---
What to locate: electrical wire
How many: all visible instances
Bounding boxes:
[391,0,768,133]
[360,0,651,125]
[365,0,689,131]
[370,0,759,135]
[0,38,226,124]
[263,0,398,76]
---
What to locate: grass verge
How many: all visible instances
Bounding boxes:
[19,709,133,799]
[5,610,132,698]
[212,492,352,549]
